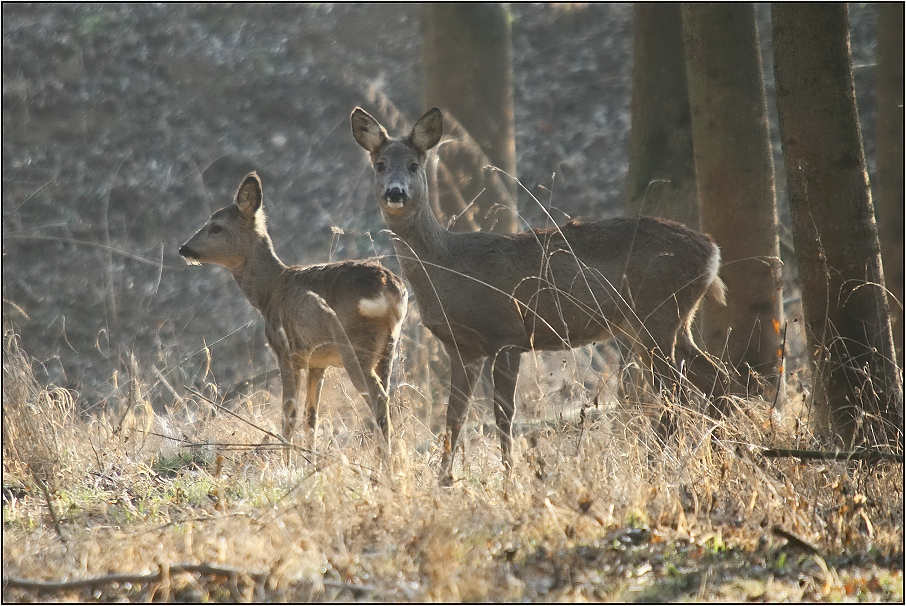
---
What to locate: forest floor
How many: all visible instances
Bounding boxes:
[3,330,903,602]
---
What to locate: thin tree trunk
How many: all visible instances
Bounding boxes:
[421,3,517,233]
[626,3,698,228]
[876,2,904,368]
[682,3,783,396]
[772,3,902,449]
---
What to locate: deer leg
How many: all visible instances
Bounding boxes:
[267,325,302,447]
[367,369,392,448]
[333,333,391,453]
[675,329,730,421]
[633,320,683,446]
[492,346,521,476]
[375,336,396,398]
[651,351,681,446]
[440,354,482,486]
[358,348,392,448]
[614,337,649,404]
[372,334,398,439]
[278,357,303,444]
[304,366,325,437]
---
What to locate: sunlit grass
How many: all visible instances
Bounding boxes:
[2,325,903,602]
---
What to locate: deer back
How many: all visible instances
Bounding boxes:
[352,109,720,356]
[181,173,407,362]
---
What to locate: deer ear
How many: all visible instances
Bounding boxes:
[410,108,443,154]
[351,107,389,154]
[235,172,263,216]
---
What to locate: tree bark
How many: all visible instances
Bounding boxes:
[682,3,783,395]
[421,3,517,233]
[626,3,698,228]
[876,2,904,368]
[772,3,902,449]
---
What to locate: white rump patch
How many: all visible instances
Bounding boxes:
[358,294,391,318]
[391,297,407,340]
[277,326,291,352]
[707,242,727,306]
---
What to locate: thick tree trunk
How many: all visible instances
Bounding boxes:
[876,2,904,368]
[421,3,517,233]
[681,3,783,396]
[772,3,902,449]
[626,3,698,228]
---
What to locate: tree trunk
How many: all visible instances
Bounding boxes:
[421,3,517,233]
[772,3,903,449]
[876,2,904,368]
[682,3,783,396]
[626,3,698,228]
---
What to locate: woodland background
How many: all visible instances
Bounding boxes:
[3,3,884,404]
[2,4,902,602]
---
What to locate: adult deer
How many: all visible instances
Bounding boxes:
[352,108,728,485]
[179,172,407,452]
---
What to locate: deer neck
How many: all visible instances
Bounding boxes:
[383,202,452,266]
[230,237,285,314]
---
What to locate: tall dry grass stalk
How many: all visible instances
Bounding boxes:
[2,328,78,486]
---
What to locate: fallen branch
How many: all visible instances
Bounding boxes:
[322,579,380,596]
[142,430,286,452]
[3,563,264,594]
[2,563,382,599]
[761,448,904,463]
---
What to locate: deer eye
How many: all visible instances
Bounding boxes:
[210,225,222,235]
[375,162,386,173]
[409,162,419,173]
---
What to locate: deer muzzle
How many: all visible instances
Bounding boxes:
[178,245,202,266]
[384,187,409,208]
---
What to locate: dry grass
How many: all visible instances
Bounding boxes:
[2,322,903,602]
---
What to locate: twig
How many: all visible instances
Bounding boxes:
[771,525,820,555]
[2,178,55,227]
[183,387,321,468]
[183,386,290,447]
[151,363,186,407]
[221,369,281,403]
[770,320,788,414]
[2,563,266,594]
[322,578,381,596]
[142,430,287,451]
[3,235,178,269]
[2,564,383,599]
[761,448,904,463]
[31,471,66,545]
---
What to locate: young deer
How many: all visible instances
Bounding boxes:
[352,107,729,485]
[179,172,407,452]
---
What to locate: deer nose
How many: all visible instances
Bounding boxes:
[178,245,194,258]
[385,187,409,204]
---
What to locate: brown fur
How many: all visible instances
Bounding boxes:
[352,108,729,484]
[180,173,407,450]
